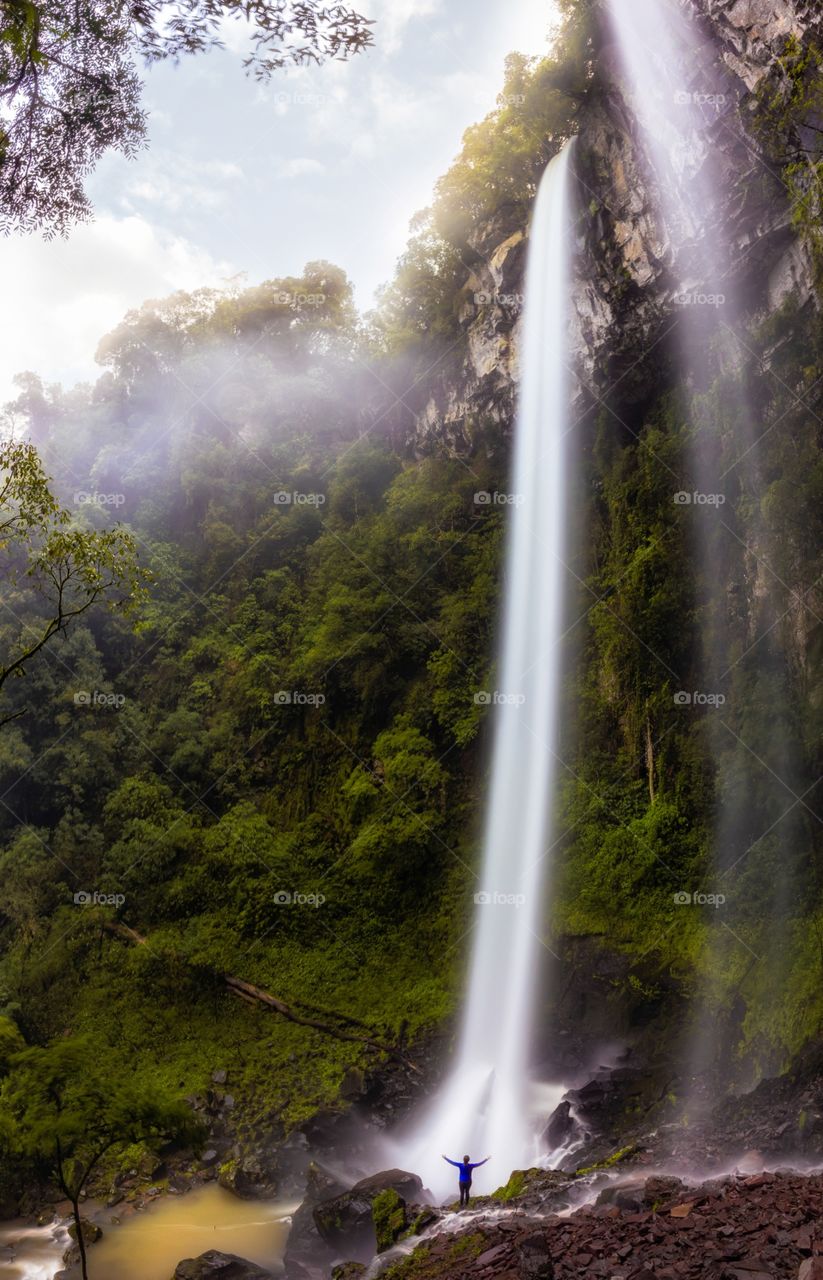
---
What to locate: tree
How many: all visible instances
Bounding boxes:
[0,0,374,234]
[1,1037,203,1280]
[0,439,149,726]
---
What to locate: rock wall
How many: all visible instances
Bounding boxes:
[410,0,820,453]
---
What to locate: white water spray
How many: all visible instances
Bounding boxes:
[402,139,577,1200]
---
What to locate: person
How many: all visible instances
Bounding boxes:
[442,1153,490,1207]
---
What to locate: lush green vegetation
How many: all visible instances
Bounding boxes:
[0,262,519,1197]
[1,1032,203,1278]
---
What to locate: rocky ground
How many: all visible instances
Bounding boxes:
[365,1169,823,1280]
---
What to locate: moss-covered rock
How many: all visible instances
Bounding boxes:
[372,1188,407,1252]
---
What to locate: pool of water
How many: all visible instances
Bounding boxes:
[0,1184,295,1280]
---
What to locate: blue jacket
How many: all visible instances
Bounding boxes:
[444,1157,488,1184]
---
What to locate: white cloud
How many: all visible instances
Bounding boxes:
[363,0,443,56]
[0,216,234,402]
[119,153,245,215]
[277,157,325,178]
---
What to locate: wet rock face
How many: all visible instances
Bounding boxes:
[412,216,526,457]
[696,0,806,89]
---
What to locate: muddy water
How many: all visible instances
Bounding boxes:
[0,1184,295,1280]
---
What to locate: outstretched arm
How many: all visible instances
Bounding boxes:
[442,1156,461,1168]
[474,1157,490,1168]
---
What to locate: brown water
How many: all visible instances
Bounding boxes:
[0,1184,295,1280]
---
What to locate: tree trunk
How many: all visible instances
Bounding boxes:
[70,1196,89,1280]
[644,713,655,803]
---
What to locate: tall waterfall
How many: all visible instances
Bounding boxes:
[606,0,807,1094]
[402,138,578,1199]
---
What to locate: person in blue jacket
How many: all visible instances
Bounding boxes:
[442,1154,490,1207]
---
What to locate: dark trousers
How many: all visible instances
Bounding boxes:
[459,1182,471,1207]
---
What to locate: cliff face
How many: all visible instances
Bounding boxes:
[410,0,820,453]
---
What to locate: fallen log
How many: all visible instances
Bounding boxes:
[101,921,419,1072]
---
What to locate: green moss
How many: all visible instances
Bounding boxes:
[492,1169,529,1201]
[575,1145,637,1177]
[383,1233,486,1280]
[373,1188,407,1252]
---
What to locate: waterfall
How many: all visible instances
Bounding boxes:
[605,0,808,1094]
[401,138,578,1200]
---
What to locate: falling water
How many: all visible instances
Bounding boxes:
[606,0,810,1093]
[402,139,578,1199]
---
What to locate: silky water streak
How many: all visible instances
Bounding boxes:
[404,138,578,1198]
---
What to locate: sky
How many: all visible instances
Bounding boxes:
[0,0,559,403]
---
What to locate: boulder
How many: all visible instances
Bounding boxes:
[172,1251,273,1279]
[339,1067,366,1101]
[351,1169,423,1202]
[62,1218,103,1268]
[312,1169,423,1260]
[218,1152,278,1199]
[67,1218,102,1245]
[313,1169,421,1249]
[595,1179,645,1212]
[642,1174,685,1207]
[331,1264,367,1280]
[283,1162,349,1278]
[542,1099,577,1151]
